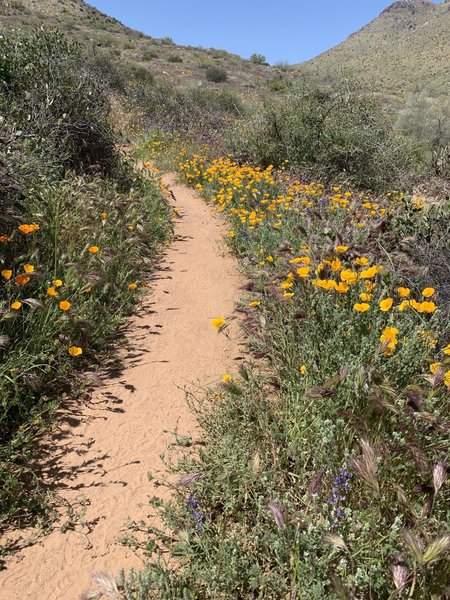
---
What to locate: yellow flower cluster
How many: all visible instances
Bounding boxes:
[176,149,448,383]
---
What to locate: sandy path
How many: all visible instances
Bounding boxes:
[0,174,241,600]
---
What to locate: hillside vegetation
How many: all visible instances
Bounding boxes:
[0,0,277,91]
[299,0,450,97]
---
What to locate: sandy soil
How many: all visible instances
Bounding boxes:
[0,174,241,599]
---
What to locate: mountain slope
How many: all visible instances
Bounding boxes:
[0,0,276,91]
[298,0,450,97]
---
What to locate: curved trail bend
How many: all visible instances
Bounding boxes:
[0,174,241,599]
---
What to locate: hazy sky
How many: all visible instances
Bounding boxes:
[87,0,445,64]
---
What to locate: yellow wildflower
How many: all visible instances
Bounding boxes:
[359,293,372,301]
[397,287,410,298]
[422,287,435,298]
[330,258,342,271]
[1,269,12,280]
[18,223,40,235]
[354,302,370,313]
[340,269,358,284]
[398,300,411,311]
[418,301,436,314]
[290,256,310,265]
[355,257,369,266]
[11,301,22,310]
[211,317,225,329]
[444,371,450,387]
[334,282,349,293]
[379,298,394,312]
[360,266,379,279]
[15,274,30,285]
[68,346,83,357]
[296,267,310,278]
[380,326,399,355]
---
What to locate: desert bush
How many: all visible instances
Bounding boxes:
[205,65,228,83]
[397,93,450,178]
[250,53,267,65]
[142,49,158,61]
[266,76,289,92]
[397,93,450,149]
[228,82,424,190]
[0,28,119,178]
[167,54,183,63]
[128,84,242,146]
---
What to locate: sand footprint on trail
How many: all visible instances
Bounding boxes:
[0,173,241,600]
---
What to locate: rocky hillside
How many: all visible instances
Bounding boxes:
[298,0,450,97]
[0,0,279,91]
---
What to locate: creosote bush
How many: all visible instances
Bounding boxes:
[228,83,424,190]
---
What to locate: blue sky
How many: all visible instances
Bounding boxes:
[88,0,445,64]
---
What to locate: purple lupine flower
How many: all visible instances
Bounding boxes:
[329,468,351,526]
[186,495,204,532]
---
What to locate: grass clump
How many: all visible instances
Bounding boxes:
[205,65,228,83]
[167,54,183,63]
[118,142,449,599]
[0,29,171,531]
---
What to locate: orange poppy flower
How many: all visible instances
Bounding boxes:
[15,274,30,285]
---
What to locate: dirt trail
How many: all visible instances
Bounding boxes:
[0,174,241,600]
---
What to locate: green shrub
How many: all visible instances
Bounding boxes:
[167,54,183,63]
[142,49,158,61]
[127,84,242,145]
[0,28,119,178]
[228,82,424,190]
[205,65,228,83]
[266,76,288,92]
[250,52,267,65]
